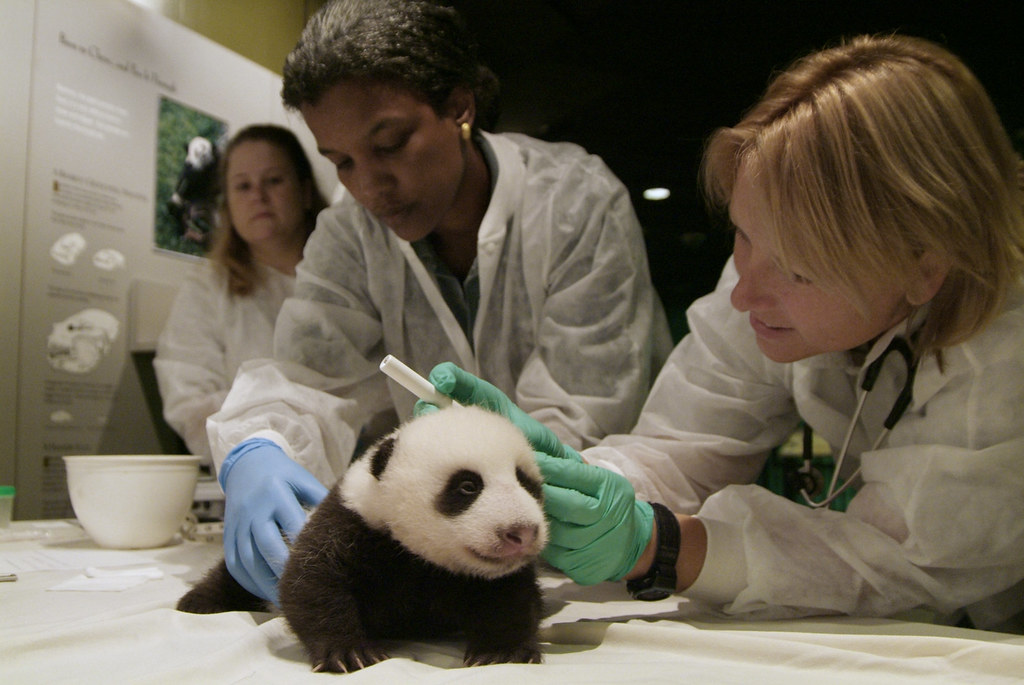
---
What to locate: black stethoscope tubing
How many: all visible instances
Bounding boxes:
[799,336,918,509]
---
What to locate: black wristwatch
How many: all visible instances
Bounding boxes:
[626,502,680,601]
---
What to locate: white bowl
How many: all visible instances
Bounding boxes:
[63,455,200,549]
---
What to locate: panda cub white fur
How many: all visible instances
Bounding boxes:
[177,405,548,673]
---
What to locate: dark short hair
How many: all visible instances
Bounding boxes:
[282,0,500,129]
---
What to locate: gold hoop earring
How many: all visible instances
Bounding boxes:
[460,122,472,141]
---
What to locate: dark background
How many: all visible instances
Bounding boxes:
[448,1,1024,338]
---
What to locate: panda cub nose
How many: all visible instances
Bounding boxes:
[497,524,539,556]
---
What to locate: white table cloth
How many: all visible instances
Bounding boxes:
[2,520,1022,684]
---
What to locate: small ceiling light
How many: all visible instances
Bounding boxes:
[643,187,671,201]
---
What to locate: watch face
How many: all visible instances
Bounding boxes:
[628,573,675,601]
[634,587,671,601]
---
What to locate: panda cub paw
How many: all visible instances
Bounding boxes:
[309,642,389,674]
[176,560,269,614]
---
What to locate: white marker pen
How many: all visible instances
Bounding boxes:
[379,355,454,408]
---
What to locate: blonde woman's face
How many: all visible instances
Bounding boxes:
[225,140,309,248]
[727,163,914,363]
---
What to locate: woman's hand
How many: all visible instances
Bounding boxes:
[415,362,582,462]
[219,438,328,604]
[536,452,654,584]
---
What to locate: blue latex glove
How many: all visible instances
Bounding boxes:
[414,362,582,462]
[219,438,328,604]
[536,451,654,585]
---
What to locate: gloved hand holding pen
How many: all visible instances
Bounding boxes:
[417,362,654,585]
[414,362,582,462]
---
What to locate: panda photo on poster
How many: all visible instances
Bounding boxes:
[153,96,226,257]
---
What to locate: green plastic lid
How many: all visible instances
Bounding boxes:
[0,486,15,497]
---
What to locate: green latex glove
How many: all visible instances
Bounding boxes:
[536,451,654,585]
[415,362,582,462]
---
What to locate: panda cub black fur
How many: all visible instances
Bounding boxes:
[177,405,548,673]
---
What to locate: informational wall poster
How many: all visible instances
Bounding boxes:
[11,0,335,519]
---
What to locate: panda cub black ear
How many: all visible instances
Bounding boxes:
[369,436,396,480]
[516,467,543,501]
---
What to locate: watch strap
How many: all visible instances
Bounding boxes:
[626,502,679,600]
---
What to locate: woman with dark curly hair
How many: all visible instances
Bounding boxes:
[209,0,670,604]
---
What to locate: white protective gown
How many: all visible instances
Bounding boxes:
[154,263,294,461]
[208,131,672,487]
[589,259,1024,631]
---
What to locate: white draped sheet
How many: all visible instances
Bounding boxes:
[2,522,1022,684]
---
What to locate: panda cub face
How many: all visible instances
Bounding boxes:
[341,406,548,579]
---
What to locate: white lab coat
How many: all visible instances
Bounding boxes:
[208,131,672,486]
[590,259,1024,630]
[154,263,293,462]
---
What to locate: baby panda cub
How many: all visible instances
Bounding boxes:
[177,405,548,673]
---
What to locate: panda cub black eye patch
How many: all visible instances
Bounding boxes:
[436,469,483,516]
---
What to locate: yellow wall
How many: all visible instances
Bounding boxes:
[138,0,326,75]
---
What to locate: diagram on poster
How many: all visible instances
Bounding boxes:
[49,232,87,266]
[46,308,121,374]
[92,248,126,271]
[49,233,126,271]
[153,96,227,257]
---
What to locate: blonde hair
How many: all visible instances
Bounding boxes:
[207,124,329,295]
[702,34,1024,359]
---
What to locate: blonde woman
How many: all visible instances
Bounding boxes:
[155,124,328,463]
[434,35,1024,631]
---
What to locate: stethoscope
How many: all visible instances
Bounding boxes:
[798,335,919,509]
